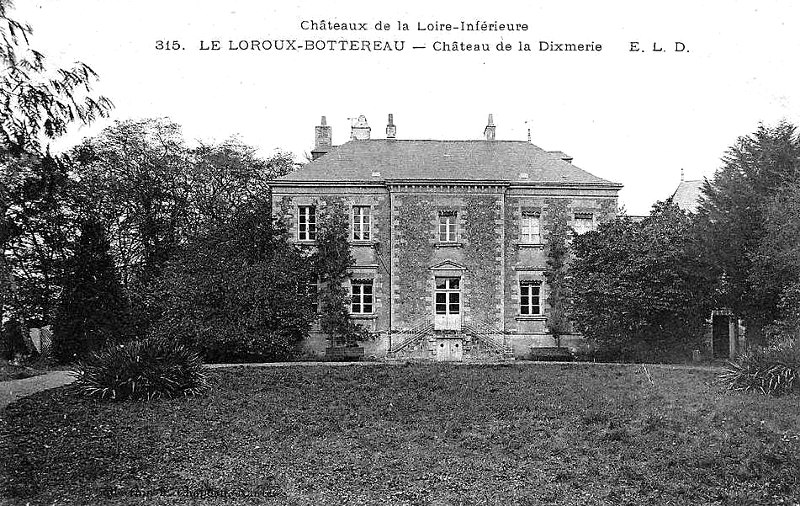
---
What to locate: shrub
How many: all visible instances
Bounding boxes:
[72,336,208,401]
[720,337,800,395]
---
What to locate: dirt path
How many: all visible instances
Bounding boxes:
[0,371,75,411]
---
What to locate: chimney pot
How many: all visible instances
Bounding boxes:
[351,115,371,140]
[312,115,332,160]
[386,113,396,139]
[484,114,496,141]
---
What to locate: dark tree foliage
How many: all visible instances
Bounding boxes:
[1,318,26,360]
[52,218,128,363]
[696,122,800,345]
[314,201,370,347]
[568,201,715,362]
[756,182,800,342]
[1,0,111,341]
[0,0,112,155]
[544,201,572,345]
[150,199,313,362]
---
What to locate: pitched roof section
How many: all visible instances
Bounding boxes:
[671,180,705,213]
[276,140,620,186]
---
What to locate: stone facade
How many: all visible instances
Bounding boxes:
[271,115,622,360]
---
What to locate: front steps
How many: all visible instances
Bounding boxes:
[387,326,514,362]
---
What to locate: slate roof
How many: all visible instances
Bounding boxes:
[275,140,620,186]
[671,180,705,213]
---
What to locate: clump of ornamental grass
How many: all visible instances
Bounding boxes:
[71,336,208,401]
[720,336,800,396]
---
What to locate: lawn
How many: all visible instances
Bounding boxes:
[1,363,798,505]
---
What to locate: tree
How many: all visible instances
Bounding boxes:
[755,182,800,341]
[1,0,111,345]
[52,218,128,363]
[696,122,800,345]
[544,200,572,346]
[314,200,369,348]
[0,0,112,155]
[70,119,192,289]
[568,201,715,362]
[150,199,313,362]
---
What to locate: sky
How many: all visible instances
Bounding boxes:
[11,0,800,215]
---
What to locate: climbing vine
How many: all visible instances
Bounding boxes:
[314,200,369,347]
[544,200,572,346]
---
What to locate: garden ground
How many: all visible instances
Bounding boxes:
[1,363,798,505]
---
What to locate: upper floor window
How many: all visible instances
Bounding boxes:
[520,211,541,244]
[298,206,316,241]
[351,280,374,314]
[520,281,542,315]
[352,206,371,241]
[572,212,595,235]
[438,211,458,242]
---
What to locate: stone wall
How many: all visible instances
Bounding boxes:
[391,186,504,329]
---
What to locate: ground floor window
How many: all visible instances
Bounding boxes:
[520,281,541,315]
[351,280,374,314]
[302,277,318,315]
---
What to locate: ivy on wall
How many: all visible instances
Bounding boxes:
[543,199,572,345]
[462,195,502,325]
[314,199,369,347]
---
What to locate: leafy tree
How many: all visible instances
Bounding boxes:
[314,201,369,348]
[150,199,313,362]
[70,119,192,289]
[696,122,800,345]
[52,218,128,363]
[568,201,715,362]
[71,124,299,291]
[544,201,572,346]
[1,0,111,341]
[188,139,295,235]
[0,0,112,154]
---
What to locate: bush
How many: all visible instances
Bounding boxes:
[72,336,208,401]
[720,337,800,395]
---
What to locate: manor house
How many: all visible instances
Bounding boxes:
[271,114,622,360]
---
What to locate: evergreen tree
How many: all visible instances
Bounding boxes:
[696,122,800,345]
[314,201,369,347]
[52,218,128,363]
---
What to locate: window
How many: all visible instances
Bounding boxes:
[520,281,541,315]
[438,211,458,242]
[520,211,541,244]
[351,280,374,314]
[298,277,318,315]
[352,206,371,241]
[435,277,460,315]
[298,206,316,241]
[572,212,594,235]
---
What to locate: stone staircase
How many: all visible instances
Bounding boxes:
[387,319,514,362]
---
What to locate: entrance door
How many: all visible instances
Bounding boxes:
[712,315,730,359]
[434,277,461,331]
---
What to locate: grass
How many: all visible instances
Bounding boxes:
[1,363,799,505]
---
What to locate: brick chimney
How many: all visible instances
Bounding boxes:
[351,115,371,140]
[386,114,396,139]
[484,114,496,141]
[311,116,332,160]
